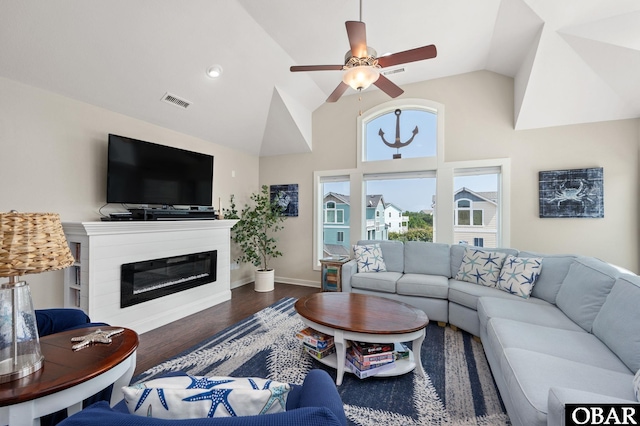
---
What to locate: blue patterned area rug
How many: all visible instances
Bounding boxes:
[133,297,510,425]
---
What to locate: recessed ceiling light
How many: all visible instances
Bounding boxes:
[206,65,223,78]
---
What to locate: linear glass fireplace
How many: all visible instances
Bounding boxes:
[121,250,217,308]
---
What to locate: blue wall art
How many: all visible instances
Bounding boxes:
[270,184,299,217]
[538,167,604,218]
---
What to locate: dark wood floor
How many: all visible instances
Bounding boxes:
[134,283,320,376]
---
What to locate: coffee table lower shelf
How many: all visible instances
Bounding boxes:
[310,345,417,379]
[298,317,426,385]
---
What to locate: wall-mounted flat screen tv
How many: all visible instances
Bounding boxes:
[107,134,214,206]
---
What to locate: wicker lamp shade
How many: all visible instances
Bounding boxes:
[0,212,74,277]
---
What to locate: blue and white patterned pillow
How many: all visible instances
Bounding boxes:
[455,248,507,287]
[353,244,386,273]
[122,375,290,419]
[496,255,542,298]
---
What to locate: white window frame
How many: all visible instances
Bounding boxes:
[313,170,356,270]
[441,160,511,247]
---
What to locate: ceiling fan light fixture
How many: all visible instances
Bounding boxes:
[206,65,223,78]
[342,65,380,91]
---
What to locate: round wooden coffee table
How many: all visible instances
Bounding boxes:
[295,292,429,385]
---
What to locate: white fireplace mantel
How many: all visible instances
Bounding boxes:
[62,220,237,334]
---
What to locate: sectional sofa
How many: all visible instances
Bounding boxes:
[342,239,640,426]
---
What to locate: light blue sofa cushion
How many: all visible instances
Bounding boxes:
[500,349,635,426]
[485,318,630,374]
[350,271,402,293]
[592,274,640,372]
[477,297,583,332]
[404,241,451,277]
[448,280,544,310]
[548,387,636,426]
[518,251,576,304]
[357,240,404,273]
[555,256,619,332]
[449,244,518,278]
[397,274,448,299]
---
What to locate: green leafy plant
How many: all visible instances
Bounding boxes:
[227,185,285,271]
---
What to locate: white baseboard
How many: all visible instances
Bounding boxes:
[274,276,321,288]
[231,276,320,289]
[230,277,253,289]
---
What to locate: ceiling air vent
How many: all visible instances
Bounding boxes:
[382,67,406,76]
[161,92,192,109]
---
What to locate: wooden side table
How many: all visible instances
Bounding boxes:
[319,257,350,292]
[0,326,138,426]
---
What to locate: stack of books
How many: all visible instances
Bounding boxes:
[296,327,335,359]
[346,341,396,379]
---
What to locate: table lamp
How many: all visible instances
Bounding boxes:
[0,211,75,383]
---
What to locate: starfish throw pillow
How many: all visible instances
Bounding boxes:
[122,375,290,419]
[455,248,507,287]
[496,255,542,298]
[353,244,387,273]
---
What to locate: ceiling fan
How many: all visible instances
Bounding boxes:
[290,6,437,103]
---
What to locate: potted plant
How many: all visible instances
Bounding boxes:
[225,185,286,292]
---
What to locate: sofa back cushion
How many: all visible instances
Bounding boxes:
[404,241,451,277]
[555,256,619,332]
[449,244,518,278]
[592,274,640,372]
[357,240,404,273]
[519,251,577,304]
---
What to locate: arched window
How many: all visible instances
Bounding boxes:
[362,107,437,162]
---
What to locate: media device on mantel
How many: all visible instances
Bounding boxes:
[106,134,216,221]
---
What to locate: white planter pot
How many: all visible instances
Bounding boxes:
[254,269,275,292]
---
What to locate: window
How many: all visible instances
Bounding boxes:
[455,199,483,226]
[453,169,501,248]
[324,202,344,224]
[365,173,435,242]
[312,100,510,270]
[314,174,351,264]
[364,108,437,162]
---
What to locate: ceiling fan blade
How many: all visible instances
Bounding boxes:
[346,21,368,58]
[326,82,349,103]
[377,44,437,68]
[290,65,344,72]
[374,74,404,98]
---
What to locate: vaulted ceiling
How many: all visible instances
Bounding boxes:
[1,1,638,157]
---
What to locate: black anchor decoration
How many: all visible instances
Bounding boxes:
[378,109,419,159]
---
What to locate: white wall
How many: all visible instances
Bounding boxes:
[0,76,260,309]
[260,71,640,286]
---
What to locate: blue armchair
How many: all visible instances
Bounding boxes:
[57,369,347,426]
[36,308,109,336]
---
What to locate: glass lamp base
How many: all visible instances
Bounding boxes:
[0,353,44,383]
[0,280,45,383]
